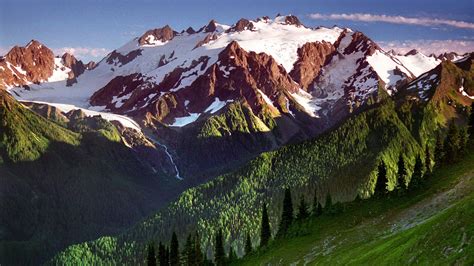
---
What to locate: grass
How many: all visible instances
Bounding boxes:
[237,148,474,265]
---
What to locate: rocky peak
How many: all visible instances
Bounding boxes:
[0,40,55,88]
[284,15,302,26]
[336,31,380,56]
[290,41,336,90]
[202,19,218,33]
[226,18,255,33]
[85,61,96,70]
[138,25,176,45]
[185,27,196,34]
[405,49,419,56]
[61,52,86,85]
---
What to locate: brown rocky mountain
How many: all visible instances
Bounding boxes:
[0,40,93,89]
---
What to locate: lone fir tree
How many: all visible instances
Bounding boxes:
[277,188,294,237]
[397,154,408,191]
[147,242,156,266]
[244,233,252,255]
[260,203,271,247]
[170,232,179,266]
[410,155,423,189]
[374,160,388,196]
[214,228,226,266]
[296,196,309,220]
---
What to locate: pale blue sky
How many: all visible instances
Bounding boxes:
[1,0,473,62]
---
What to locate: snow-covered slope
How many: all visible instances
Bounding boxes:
[6,15,454,131]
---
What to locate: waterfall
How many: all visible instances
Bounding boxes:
[148,137,182,180]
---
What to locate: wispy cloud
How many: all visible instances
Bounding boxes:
[53,47,111,60]
[378,40,474,55]
[309,13,474,30]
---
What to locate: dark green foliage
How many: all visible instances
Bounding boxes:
[434,134,445,167]
[469,102,474,138]
[374,161,388,196]
[244,233,252,255]
[459,127,469,154]
[410,155,424,190]
[147,242,157,266]
[425,145,432,176]
[170,232,179,266]
[277,188,294,237]
[297,197,309,220]
[158,242,167,266]
[324,193,333,213]
[185,233,196,266]
[445,122,460,163]
[397,154,408,191]
[228,247,238,263]
[214,229,226,266]
[260,204,271,247]
[195,233,204,266]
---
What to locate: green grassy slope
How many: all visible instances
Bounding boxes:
[238,149,474,265]
[0,92,181,265]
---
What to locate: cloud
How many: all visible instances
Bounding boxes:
[309,13,474,30]
[378,40,474,55]
[53,47,111,60]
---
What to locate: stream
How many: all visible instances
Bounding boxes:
[148,136,183,180]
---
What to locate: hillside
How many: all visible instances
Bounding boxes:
[0,91,182,265]
[48,52,472,264]
[237,148,474,265]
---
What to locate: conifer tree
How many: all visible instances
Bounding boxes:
[170,232,180,266]
[445,122,460,163]
[297,196,309,220]
[228,246,237,263]
[260,203,271,247]
[165,246,170,266]
[158,242,166,266]
[147,242,157,266]
[195,233,204,266]
[424,145,432,176]
[459,127,468,154]
[244,233,252,255]
[324,193,333,213]
[185,233,196,266]
[410,155,423,190]
[277,188,294,237]
[214,228,226,266]
[434,134,445,167]
[374,160,388,196]
[469,102,474,138]
[397,154,407,191]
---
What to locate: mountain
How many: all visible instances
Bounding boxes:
[0,40,94,89]
[6,15,456,181]
[48,55,473,264]
[0,90,185,265]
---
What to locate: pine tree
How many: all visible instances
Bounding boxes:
[315,202,323,216]
[277,188,294,237]
[410,155,423,190]
[445,122,460,163]
[434,134,445,167]
[185,233,196,266]
[195,233,204,266]
[158,242,166,266]
[147,242,157,266]
[324,193,333,213]
[397,154,407,191]
[244,233,252,255]
[165,246,170,266]
[424,145,432,176]
[296,196,309,220]
[374,160,388,196]
[459,126,469,154]
[260,203,271,247]
[170,232,180,266]
[228,246,237,263]
[214,228,226,266]
[469,102,474,138]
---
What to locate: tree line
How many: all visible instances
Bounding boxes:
[146,104,474,266]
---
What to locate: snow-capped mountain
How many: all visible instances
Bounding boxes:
[0,40,95,89]
[7,15,446,129]
[4,14,470,179]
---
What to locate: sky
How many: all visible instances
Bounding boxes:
[0,0,473,62]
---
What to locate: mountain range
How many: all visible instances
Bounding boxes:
[0,14,473,265]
